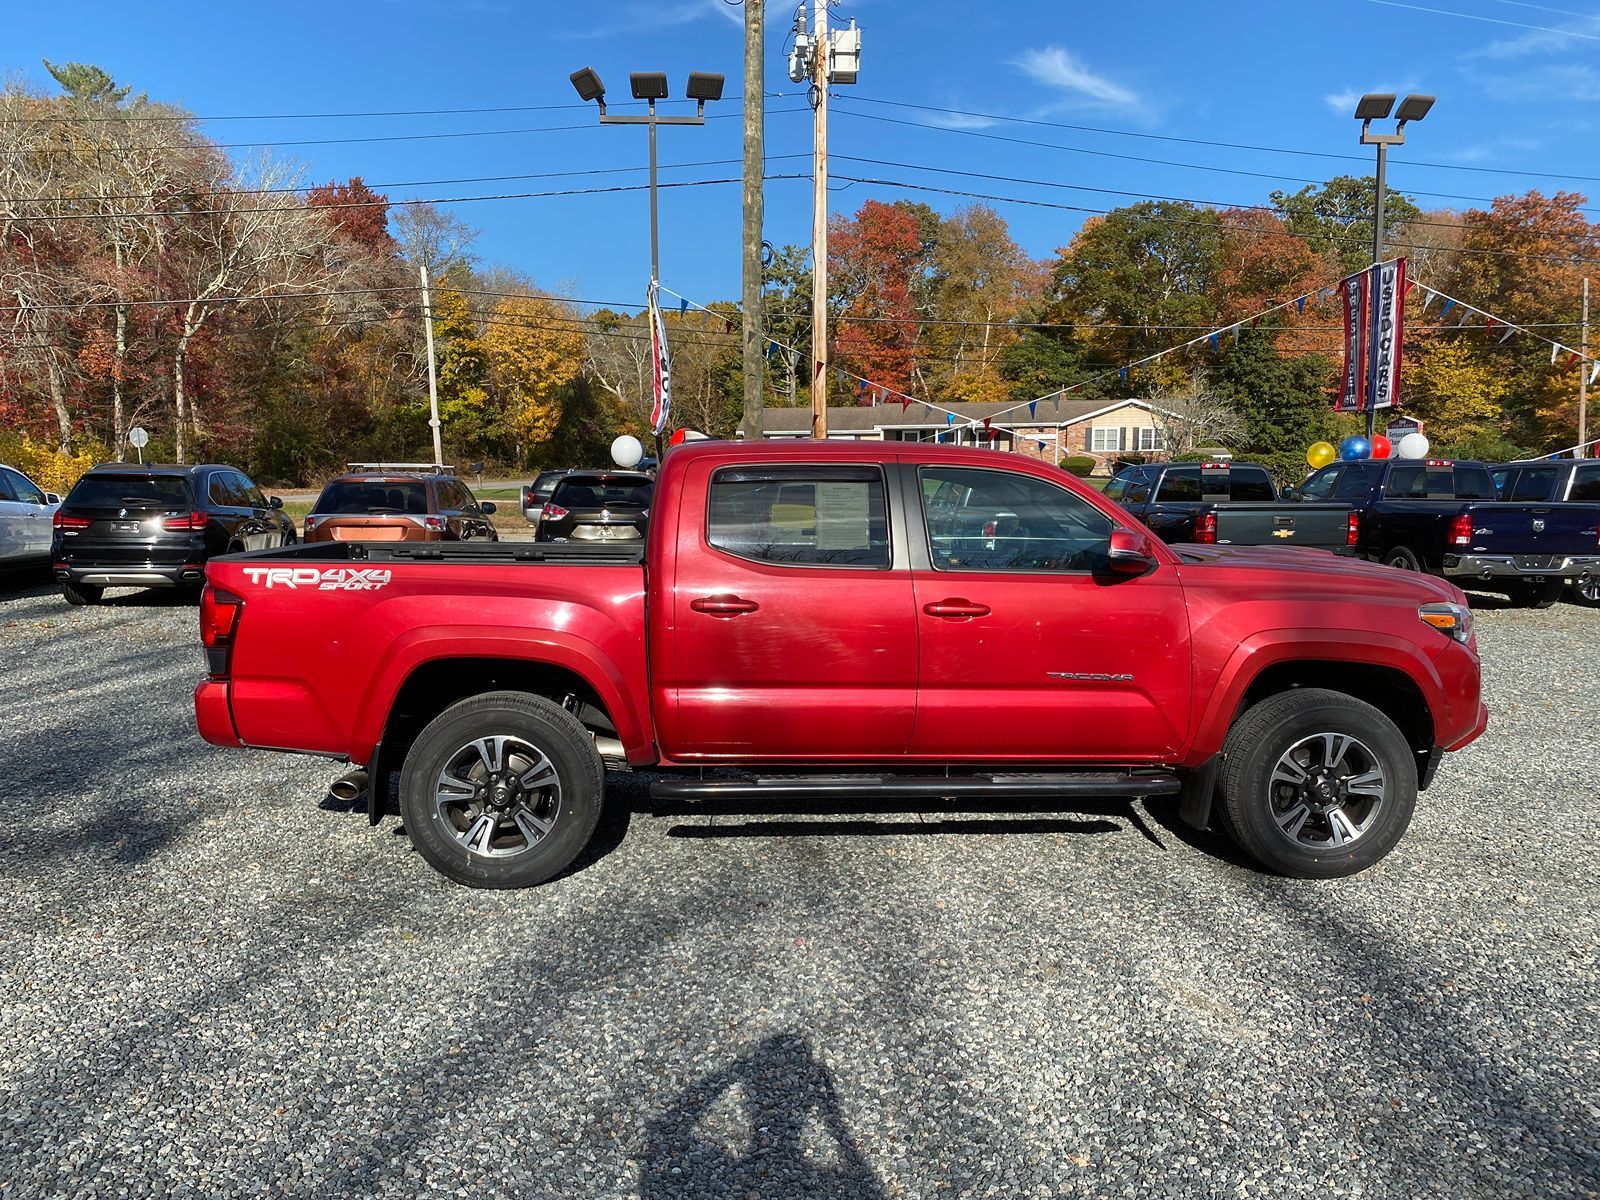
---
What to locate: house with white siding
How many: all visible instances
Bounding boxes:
[757,398,1176,474]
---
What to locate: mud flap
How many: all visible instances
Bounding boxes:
[1178,755,1221,831]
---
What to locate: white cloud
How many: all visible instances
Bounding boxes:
[1480,63,1600,102]
[1010,46,1140,110]
[924,109,998,130]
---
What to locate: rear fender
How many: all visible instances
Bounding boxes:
[1184,628,1446,764]
[349,626,650,767]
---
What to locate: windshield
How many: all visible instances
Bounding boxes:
[314,480,429,515]
[67,474,192,509]
[552,477,653,509]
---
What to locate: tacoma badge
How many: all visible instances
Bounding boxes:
[1048,671,1135,683]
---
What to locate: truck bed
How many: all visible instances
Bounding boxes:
[226,540,646,567]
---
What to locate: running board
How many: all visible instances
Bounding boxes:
[649,771,1182,803]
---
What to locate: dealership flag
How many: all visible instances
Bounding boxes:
[1337,267,1369,412]
[1363,258,1406,412]
[647,282,672,436]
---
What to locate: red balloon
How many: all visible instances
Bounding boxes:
[1370,434,1392,459]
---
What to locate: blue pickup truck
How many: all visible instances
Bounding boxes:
[1492,458,1600,603]
[1287,457,1600,607]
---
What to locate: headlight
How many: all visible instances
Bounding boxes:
[1418,601,1472,644]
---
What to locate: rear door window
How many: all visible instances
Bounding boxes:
[1334,464,1377,499]
[710,466,888,568]
[1154,468,1201,503]
[1508,468,1556,502]
[68,474,192,509]
[208,472,243,507]
[234,472,269,509]
[1570,465,1600,502]
[1298,466,1341,500]
[0,468,23,502]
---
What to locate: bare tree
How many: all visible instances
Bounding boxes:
[1149,376,1248,457]
[584,311,653,427]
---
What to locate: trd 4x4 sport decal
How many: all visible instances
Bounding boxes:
[241,567,392,591]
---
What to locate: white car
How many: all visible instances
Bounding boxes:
[0,464,60,568]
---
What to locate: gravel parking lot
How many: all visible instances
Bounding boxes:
[1,573,1596,1200]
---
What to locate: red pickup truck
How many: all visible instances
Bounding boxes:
[194,441,1487,888]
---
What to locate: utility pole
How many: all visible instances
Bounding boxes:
[792,4,862,441]
[1582,277,1590,457]
[419,259,443,467]
[809,1,830,439]
[740,0,765,441]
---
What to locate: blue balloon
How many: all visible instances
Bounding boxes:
[1339,435,1371,461]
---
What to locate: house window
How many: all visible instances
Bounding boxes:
[1089,427,1121,453]
[1136,426,1166,452]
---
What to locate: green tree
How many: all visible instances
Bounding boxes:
[1207,327,1336,483]
[1270,175,1422,276]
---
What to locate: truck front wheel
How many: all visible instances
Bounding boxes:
[1219,688,1417,879]
[399,690,604,888]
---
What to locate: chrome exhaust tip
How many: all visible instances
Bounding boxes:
[329,769,369,802]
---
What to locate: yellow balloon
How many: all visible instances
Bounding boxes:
[1306,441,1337,469]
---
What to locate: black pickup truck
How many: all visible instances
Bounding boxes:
[1491,458,1600,603]
[1288,457,1600,607]
[1107,461,1356,551]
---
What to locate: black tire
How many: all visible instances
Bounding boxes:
[399,690,603,888]
[1573,577,1600,608]
[61,580,104,606]
[1505,578,1564,609]
[1382,544,1424,572]
[1219,688,1417,879]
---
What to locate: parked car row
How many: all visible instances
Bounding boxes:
[1108,455,1600,608]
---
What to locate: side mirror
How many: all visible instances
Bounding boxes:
[268,495,284,509]
[1280,485,1299,501]
[44,492,61,505]
[1107,528,1159,576]
[481,501,498,515]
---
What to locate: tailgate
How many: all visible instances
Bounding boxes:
[1212,503,1352,548]
[1467,503,1600,559]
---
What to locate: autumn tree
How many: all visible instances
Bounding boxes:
[829,199,925,395]
[481,293,587,454]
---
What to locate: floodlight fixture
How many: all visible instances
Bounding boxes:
[1354,93,1395,121]
[569,67,605,103]
[1395,93,1435,124]
[685,71,725,102]
[630,72,669,101]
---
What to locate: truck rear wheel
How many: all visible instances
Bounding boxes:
[1219,688,1417,879]
[1506,578,1564,609]
[399,690,604,888]
[1381,544,1423,572]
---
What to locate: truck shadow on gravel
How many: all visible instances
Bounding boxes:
[641,1033,884,1199]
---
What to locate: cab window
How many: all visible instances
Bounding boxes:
[919,466,1113,573]
[1508,468,1556,502]
[709,466,889,568]
[1571,465,1600,502]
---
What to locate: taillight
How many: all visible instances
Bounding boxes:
[1449,513,1472,547]
[423,516,446,531]
[302,514,320,533]
[52,511,91,530]
[200,585,243,676]
[1194,512,1218,544]
[1346,511,1361,546]
[541,503,569,521]
[982,519,998,539]
[162,510,208,532]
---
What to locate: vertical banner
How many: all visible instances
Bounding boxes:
[647,282,672,437]
[1364,257,1406,411]
[1337,269,1369,412]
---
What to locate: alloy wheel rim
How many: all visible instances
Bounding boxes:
[1267,732,1385,851]
[433,734,562,859]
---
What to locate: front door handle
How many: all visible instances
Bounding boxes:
[923,598,991,619]
[690,594,760,617]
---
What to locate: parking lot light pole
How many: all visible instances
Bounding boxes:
[1355,92,1435,440]
[569,67,725,285]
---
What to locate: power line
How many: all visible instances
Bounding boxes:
[838,94,1600,186]
[22,106,807,153]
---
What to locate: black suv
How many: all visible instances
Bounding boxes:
[52,463,295,605]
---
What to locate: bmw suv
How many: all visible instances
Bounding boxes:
[52,463,295,605]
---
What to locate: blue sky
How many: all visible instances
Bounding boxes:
[8,0,1600,308]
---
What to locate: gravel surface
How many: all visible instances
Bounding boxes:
[1,571,1596,1199]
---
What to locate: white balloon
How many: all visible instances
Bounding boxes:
[610,434,644,469]
[1397,432,1430,460]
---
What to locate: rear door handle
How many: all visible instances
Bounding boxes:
[923,598,991,619]
[690,595,760,617]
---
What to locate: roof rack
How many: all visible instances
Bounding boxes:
[344,462,454,475]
